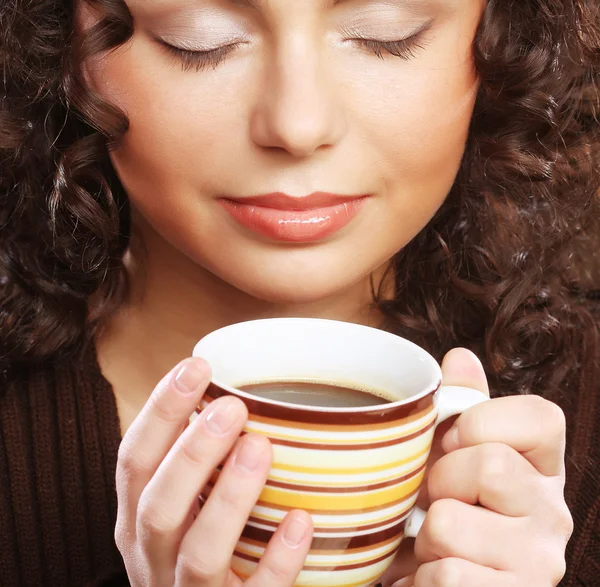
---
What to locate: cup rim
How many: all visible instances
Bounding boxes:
[195,317,443,414]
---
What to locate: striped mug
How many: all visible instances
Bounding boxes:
[193,318,488,587]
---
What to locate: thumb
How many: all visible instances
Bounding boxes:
[440,347,489,397]
[439,348,489,453]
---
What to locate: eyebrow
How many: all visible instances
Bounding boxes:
[229,0,355,8]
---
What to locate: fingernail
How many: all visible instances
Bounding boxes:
[442,425,460,452]
[175,360,207,395]
[283,513,309,548]
[235,436,265,473]
[205,400,239,435]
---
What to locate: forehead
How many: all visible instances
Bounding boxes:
[124,0,444,11]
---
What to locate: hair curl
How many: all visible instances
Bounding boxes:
[1,0,599,398]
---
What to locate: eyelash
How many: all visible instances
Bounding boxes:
[157,27,429,73]
[351,34,427,60]
[159,41,240,72]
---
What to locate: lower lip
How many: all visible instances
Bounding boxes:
[219,197,368,243]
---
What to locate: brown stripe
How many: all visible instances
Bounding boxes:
[241,517,406,550]
[241,531,401,556]
[197,400,434,432]
[234,545,397,572]
[246,503,413,535]
[266,461,427,493]
[266,418,435,450]
[205,382,438,425]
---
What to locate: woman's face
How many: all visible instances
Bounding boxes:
[85,0,485,304]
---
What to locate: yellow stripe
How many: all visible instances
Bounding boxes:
[269,460,426,488]
[257,471,424,511]
[271,444,430,475]
[245,413,436,445]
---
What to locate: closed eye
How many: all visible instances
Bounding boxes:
[347,21,433,60]
[352,36,427,59]
[153,36,243,72]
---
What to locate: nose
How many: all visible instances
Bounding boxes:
[250,37,345,157]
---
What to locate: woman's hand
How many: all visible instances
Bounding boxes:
[382,348,573,587]
[114,357,313,587]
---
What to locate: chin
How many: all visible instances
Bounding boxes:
[215,262,366,306]
[242,276,352,305]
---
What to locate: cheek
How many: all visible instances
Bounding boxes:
[378,73,477,195]
[88,40,240,207]
[361,43,478,223]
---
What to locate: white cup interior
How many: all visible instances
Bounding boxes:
[193,318,442,412]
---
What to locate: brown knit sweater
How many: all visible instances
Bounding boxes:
[0,327,599,587]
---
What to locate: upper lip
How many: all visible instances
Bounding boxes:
[222,192,367,211]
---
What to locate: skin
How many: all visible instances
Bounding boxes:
[80,0,573,585]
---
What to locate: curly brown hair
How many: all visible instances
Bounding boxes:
[1,0,599,399]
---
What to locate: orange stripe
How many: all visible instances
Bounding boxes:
[245,413,436,445]
[269,458,427,487]
[267,418,435,449]
[233,546,396,572]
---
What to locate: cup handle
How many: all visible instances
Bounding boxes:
[404,385,490,538]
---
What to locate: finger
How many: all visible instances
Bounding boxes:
[244,510,313,587]
[414,498,567,582]
[441,348,490,396]
[176,433,273,587]
[415,348,489,508]
[428,442,550,517]
[389,575,415,587]
[414,499,523,570]
[115,359,211,539]
[414,558,517,587]
[440,395,567,477]
[136,395,249,580]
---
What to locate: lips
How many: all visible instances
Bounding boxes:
[218,192,369,243]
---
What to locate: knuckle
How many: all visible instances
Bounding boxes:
[536,545,567,585]
[117,441,152,478]
[477,443,515,490]
[420,559,463,587]
[177,552,223,583]
[137,497,180,538]
[114,519,129,554]
[455,409,481,444]
[552,502,574,541]
[148,391,184,425]
[527,396,566,437]
[550,555,568,585]
[545,401,567,439]
[561,507,575,538]
[176,435,210,468]
[260,559,294,584]
[422,499,458,553]
[211,479,246,514]
[551,554,568,584]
